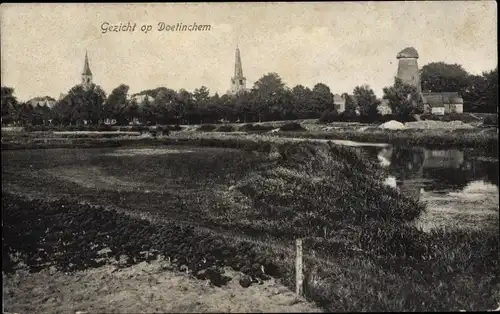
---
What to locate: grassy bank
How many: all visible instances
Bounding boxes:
[3,139,499,311]
[277,128,498,151]
[2,122,497,152]
[3,193,498,312]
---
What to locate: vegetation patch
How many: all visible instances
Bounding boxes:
[279,122,306,132]
[216,125,236,132]
[2,193,279,287]
[2,140,499,311]
[238,124,275,132]
[197,124,217,132]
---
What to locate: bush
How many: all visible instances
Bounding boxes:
[217,125,235,132]
[483,115,498,127]
[358,114,382,124]
[420,113,478,123]
[197,124,217,132]
[279,122,306,131]
[338,111,358,122]
[319,110,340,123]
[168,125,183,131]
[238,124,275,132]
[96,124,113,132]
[129,125,149,133]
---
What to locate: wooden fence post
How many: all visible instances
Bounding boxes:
[295,238,303,297]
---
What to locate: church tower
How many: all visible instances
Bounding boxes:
[228,45,247,95]
[396,47,421,94]
[81,51,93,91]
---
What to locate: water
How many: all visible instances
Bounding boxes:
[362,145,499,231]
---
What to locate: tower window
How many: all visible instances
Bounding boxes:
[239,80,243,85]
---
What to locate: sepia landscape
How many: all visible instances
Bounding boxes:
[2,2,499,313]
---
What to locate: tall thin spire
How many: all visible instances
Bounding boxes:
[82,50,92,76]
[228,44,247,95]
[234,46,243,78]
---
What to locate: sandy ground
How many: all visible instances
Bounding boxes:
[3,259,322,314]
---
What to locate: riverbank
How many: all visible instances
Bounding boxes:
[3,140,499,311]
[1,127,498,152]
[2,121,497,151]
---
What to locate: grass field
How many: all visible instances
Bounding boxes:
[2,139,499,312]
[2,120,498,152]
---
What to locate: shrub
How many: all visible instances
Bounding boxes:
[483,115,498,127]
[358,114,382,124]
[217,125,235,132]
[319,110,340,123]
[96,124,113,132]
[420,113,478,123]
[129,125,149,133]
[238,124,275,132]
[168,125,183,131]
[197,124,217,132]
[279,122,306,131]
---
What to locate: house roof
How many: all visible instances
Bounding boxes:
[397,47,419,59]
[29,96,56,102]
[379,99,390,107]
[422,92,463,107]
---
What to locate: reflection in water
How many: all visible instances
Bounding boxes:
[365,145,499,196]
[362,145,499,231]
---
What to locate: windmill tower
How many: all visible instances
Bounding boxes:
[396,47,421,94]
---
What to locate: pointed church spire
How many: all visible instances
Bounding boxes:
[234,46,243,78]
[228,44,247,95]
[82,50,92,76]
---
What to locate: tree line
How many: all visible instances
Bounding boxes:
[1,62,497,126]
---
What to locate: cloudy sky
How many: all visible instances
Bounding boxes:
[1,2,497,102]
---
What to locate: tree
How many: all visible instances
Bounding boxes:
[191,86,211,124]
[104,84,129,124]
[353,85,380,119]
[481,67,498,113]
[140,95,158,125]
[252,73,287,122]
[233,91,253,123]
[383,77,423,119]
[312,83,334,115]
[463,74,488,112]
[342,92,357,119]
[420,62,470,95]
[85,85,107,124]
[176,89,194,124]
[1,86,18,125]
[291,85,314,119]
[52,84,106,125]
[32,104,52,125]
[123,99,140,124]
[154,88,177,124]
[8,102,34,126]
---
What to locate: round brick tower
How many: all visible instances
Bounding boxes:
[396,47,421,94]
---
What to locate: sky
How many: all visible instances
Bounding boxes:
[1,2,497,102]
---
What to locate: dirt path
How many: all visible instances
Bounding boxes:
[3,260,322,314]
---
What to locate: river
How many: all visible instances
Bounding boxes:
[359,144,499,232]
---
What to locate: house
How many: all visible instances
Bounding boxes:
[28,96,57,108]
[131,94,155,104]
[104,118,117,125]
[421,92,464,115]
[378,99,392,115]
[333,94,345,112]
[129,117,142,125]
